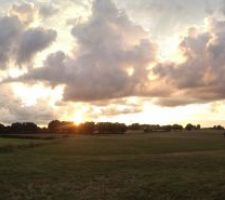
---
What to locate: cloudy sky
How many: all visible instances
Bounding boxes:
[1,0,225,126]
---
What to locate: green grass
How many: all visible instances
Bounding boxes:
[1,132,225,200]
[0,138,35,146]
[0,137,54,153]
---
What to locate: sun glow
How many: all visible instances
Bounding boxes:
[11,83,64,107]
[158,36,186,64]
[125,66,135,77]
[72,113,85,125]
[70,106,90,125]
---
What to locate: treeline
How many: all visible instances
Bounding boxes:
[129,123,184,132]
[130,123,225,132]
[0,122,39,134]
[48,121,127,134]
[0,121,224,134]
[0,121,128,134]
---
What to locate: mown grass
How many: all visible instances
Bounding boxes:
[0,132,225,200]
[0,137,56,153]
[0,134,69,140]
[0,138,36,146]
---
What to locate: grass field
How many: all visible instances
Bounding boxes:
[0,137,53,153]
[1,132,225,200]
[0,138,36,146]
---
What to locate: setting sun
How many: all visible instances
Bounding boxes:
[72,113,85,125]
[71,106,89,125]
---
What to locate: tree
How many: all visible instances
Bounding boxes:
[11,123,24,133]
[172,124,183,131]
[77,122,95,134]
[48,120,61,133]
[48,120,76,134]
[162,125,172,132]
[60,121,76,134]
[196,124,201,130]
[0,123,5,133]
[23,122,38,134]
[129,123,141,130]
[143,126,153,133]
[185,123,195,131]
[213,125,224,130]
[96,122,127,134]
[10,122,38,134]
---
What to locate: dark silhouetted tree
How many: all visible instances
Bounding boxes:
[48,120,76,134]
[0,123,5,133]
[213,125,224,130]
[10,122,38,134]
[185,124,200,131]
[78,122,95,134]
[129,123,141,130]
[48,120,61,133]
[11,123,23,133]
[162,125,172,132]
[196,124,201,130]
[23,122,38,133]
[172,124,183,131]
[96,122,127,134]
[185,124,195,131]
[60,121,76,134]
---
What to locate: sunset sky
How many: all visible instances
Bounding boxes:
[1,0,225,126]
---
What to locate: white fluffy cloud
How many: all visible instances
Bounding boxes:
[38,4,59,18]
[0,16,22,68]
[9,0,225,107]
[0,18,56,70]
[17,28,56,64]
[16,0,156,102]
[153,17,225,106]
[2,0,225,125]
[10,2,37,25]
[0,84,56,124]
[0,2,57,69]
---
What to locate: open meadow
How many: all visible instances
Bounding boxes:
[1,131,225,200]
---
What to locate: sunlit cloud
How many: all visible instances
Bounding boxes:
[11,82,64,107]
[1,0,225,126]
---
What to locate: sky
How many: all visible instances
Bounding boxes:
[1,0,225,126]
